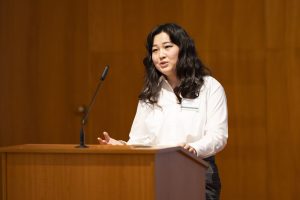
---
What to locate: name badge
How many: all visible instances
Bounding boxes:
[181,98,199,111]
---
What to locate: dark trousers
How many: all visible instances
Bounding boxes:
[204,156,221,200]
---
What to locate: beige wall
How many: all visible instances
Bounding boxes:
[1,0,299,199]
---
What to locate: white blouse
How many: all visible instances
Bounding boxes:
[127,76,228,158]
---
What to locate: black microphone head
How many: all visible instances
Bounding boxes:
[101,65,109,80]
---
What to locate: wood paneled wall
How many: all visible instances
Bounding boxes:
[0,0,299,199]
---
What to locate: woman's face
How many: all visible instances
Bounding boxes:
[151,32,179,80]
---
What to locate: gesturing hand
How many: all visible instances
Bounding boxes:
[97,132,124,145]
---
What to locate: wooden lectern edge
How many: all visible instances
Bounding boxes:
[0,144,178,153]
[0,144,208,167]
[178,148,209,168]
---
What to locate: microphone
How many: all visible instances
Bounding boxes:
[76,65,110,148]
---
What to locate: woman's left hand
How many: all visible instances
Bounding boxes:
[180,143,197,155]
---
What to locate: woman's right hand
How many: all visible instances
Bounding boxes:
[97,132,125,145]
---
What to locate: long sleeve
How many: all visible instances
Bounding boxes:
[127,101,156,145]
[189,79,228,157]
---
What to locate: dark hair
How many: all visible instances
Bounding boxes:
[139,23,210,104]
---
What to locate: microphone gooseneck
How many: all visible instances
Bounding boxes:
[76,65,110,148]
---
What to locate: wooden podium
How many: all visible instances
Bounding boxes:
[1,144,208,200]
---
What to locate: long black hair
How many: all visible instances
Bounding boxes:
[139,23,210,104]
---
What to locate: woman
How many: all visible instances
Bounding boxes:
[98,23,228,200]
